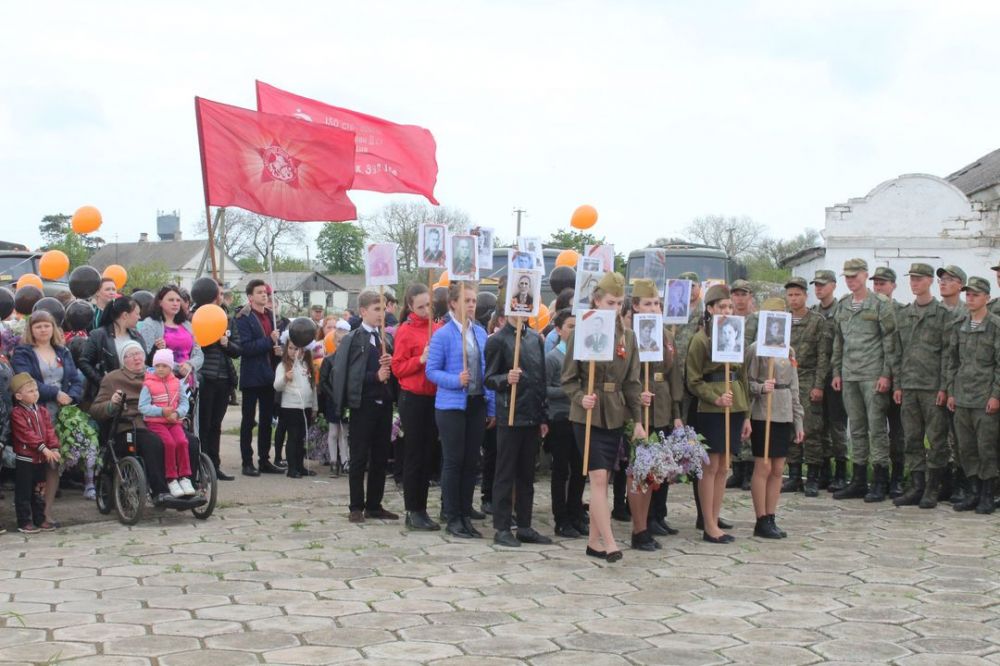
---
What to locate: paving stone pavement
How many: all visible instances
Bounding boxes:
[1,479,998,665]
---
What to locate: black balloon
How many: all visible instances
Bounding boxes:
[432,286,449,320]
[69,265,102,299]
[65,299,94,332]
[0,287,13,320]
[548,265,576,295]
[14,285,43,315]
[32,297,66,326]
[131,290,154,319]
[287,317,317,348]
[190,277,219,307]
[475,291,497,324]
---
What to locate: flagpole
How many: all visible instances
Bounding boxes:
[193,97,219,282]
[267,224,277,331]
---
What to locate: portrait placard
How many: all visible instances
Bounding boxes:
[365,243,399,287]
[417,224,447,269]
[517,236,544,270]
[448,234,478,281]
[634,313,664,363]
[711,314,745,364]
[574,309,616,362]
[663,279,692,324]
[572,256,605,314]
[505,268,541,318]
[584,244,615,272]
[508,248,536,274]
[756,310,792,359]
[643,249,667,297]
[471,226,494,270]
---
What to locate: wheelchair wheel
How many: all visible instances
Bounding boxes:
[191,452,217,520]
[113,457,147,525]
[95,472,112,515]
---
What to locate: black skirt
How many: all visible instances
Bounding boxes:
[750,419,791,459]
[572,423,622,472]
[697,411,746,456]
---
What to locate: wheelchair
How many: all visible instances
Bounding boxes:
[95,404,218,525]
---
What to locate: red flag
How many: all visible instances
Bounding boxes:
[256,81,439,205]
[195,97,357,222]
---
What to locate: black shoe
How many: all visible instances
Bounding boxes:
[949,469,967,505]
[555,523,581,538]
[259,461,283,474]
[919,469,941,509]
[481,501,493,515]
[647,519,671,537]
[753,516,782,539]
[894,470,925,507]
[406,512,437,531]
[365,508,400,520]
[494,529,521,547]
[864,465,888,503]
[889,463,905,499]
[654,517,679,535]
[468,507,486,520]
[273,458,288,469]
[242,464,260,477]
[630,531,657,552]
[726,461,745,489]
[446,518,473,538]
[301,469,317,477]
[781,464,803,493]
[610,506,631,522]
[216,469,235,481]
[803,466,820,498]
[695,516,733,531]
[768,514,787,538]
[516,527,553,545]
[833,469,868,500]
[605,550,623,563]
[975,478,995,515]
[954,476,980,512]
[702,532,735,544]
[461,516,483,538]
[828,458,848,493]
[287,471,302,479]
[585,546,606,559]
[817,459,832,490]
[571,517,590,536]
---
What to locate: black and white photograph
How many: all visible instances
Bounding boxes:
[664,278,691,324]
[572,256,605,314]
[573,309,616,362]
[711,314,745,364]
[634,313,664,363]
[517,236,544,270]
[643,249,667,297]
[584,243,615,272]
[448,234,478,280]
[505,268,541,318]
[508,248,536,272]
[417,223,447,269]
[471,226,494,270]
[756,310,792,359]
[365,242,399,287]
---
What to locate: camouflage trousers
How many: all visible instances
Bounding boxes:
[786,373,825,466]
[900,389,950,473]
[841,379,891,467]
[821,376,848,460]
[953,406,999,480]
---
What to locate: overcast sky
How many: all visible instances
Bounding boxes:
[2,0,998,257]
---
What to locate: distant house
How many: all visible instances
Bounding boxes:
[89,235,243,290]
[781,149,1000,303]
[233,271,384,315]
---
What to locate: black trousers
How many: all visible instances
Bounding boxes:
[240,385,275,466]
[437,397,486,519]
[888,399,904,467]
[14,460,46,527]
[348,401,392,511]
[547,419,584,523]
[199,378,232,469]
[650,424,675,521]
[113,427,181,495]
[398,392,438,512]
[481,426,497,503]
[493,425,539,530]
[280,407,310,474]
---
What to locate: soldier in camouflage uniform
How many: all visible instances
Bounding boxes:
[811,269,849,491]
[781,277,830,497]
[937,265,969,503]
[831,258,899,502]
[870,266,906,498]
[945,276,1000,514]
[891,264,952,508]
[728,279,756,490]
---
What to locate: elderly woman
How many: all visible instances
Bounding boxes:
[12,310,85,515]
[90,340,174,502]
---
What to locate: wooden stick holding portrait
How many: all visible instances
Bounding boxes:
[508,318,523,426]
[724,363,731,470]
[583,360,595,476]
[764,357,775,460]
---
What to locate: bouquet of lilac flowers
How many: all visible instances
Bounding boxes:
[626,423,709,494]
[1,319,24,358]
[306,414,330,463]
[54,405,99,473]
[391,412,404,442]
[663,426,710,482]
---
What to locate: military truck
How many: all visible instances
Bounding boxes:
[0,241,70,295]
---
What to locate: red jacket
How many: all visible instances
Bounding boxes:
[391,313,440,396]
[12,403,58,464]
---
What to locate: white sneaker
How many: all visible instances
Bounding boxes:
[167,480,184,498]
[179,478,196,496]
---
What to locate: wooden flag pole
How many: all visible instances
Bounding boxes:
[724,362,732,470]
[644,362,651,436]
[508,317,523,426]
[764,358,775,460]
[582,360,596,476]
[427,268,435,337]
[379,285,387,357]
[459,281,468,373]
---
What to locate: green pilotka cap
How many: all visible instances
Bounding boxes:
[631,278,658,299]
[962,276,991,295]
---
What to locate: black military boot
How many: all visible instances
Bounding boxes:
[828,458,848,492]
[726,461,745,489]
[889,462,905,499]
[817,459,832,490]
[740,464,752,491]
[864,465,888,503]
[833,465,868,500]
[975,477,995,515]
[936,466,953,502]
[953,476,980,512]
[919,469,941,509]
[781,464,803,493]
[803,465,820,498]
[753,515,782,539]
[894,471,925,507]
[948,467,967,505]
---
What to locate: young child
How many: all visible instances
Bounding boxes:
[274,340,318,478]
[139,349,194,498]
[10,372,61,534]
[319,321,352,477]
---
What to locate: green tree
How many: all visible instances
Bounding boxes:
[40,214,105,254]
[361,202,470,274]
[126,262,176,293]
[546,229,626,272]
[44,231,92,271]
[316,222,365,273]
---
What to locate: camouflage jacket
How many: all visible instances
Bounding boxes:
[946,312,1000,408]
[813,300,838,381]
[742,311,759,350]
[895,297,951,392]
[831,291,898,382]
[789,309,830,390]
[674,299,702,375]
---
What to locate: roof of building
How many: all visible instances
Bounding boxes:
[234,271,393,295]
[778,245,826,269]
[89,240,226,272]
[946,147,1000,196]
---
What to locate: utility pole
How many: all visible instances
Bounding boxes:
[513,207,527,237]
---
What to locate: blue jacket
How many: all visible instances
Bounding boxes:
[234,305,278,389]
[11,344,84,404]
[425,320,494,416]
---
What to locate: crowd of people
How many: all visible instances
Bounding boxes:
[3,256,998,559]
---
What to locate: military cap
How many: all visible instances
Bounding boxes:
[730,279,752,293]
[936,265,967,285]
[785,276,808,291]
[842,258,868,276]
[677,271,700,282]
[631,278,658,299]
[760,296,787,312]
[961,276,991,295]
[810,269,836,285]
[870,266,896,282]
[9,372,36,396]
[704,283,730,305]
[992,262,1000,272]
[596,272,625,297]
[905,263,934,278]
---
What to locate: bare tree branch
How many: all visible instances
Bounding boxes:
[683,214,766,258]
[360,202,471,274]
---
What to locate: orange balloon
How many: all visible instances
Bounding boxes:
[17,273,44,291]
[324,330,337,355]
[555,249,580,268]
[102,264,128,290]
[529,303,551,331]
[192,304,228,347]
[571,204,598,230]
[39,250,70,280]
[438,271,450,287]
[71,205,103,234]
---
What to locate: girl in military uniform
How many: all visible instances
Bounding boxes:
[562,273,645,562]
[686,284,752,544]
[746,297,805,539]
